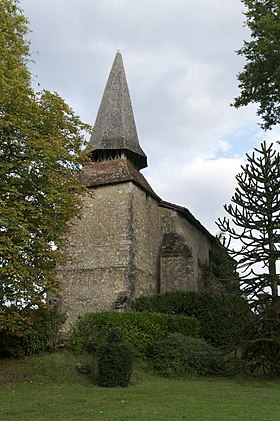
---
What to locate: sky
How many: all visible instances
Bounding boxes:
[21,0,280,235]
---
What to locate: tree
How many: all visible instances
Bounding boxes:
[0,0,90,338]
[216,141,280,302]
[233,0,280,129]
[216,141,280,375]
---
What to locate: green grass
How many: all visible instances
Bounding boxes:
[0,352,279,421]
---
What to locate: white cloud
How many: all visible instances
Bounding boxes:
[21,0,279,235]
[145,155,245,234]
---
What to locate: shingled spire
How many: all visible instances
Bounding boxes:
[84,51,147,170]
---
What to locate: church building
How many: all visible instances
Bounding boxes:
[57,52,216,331]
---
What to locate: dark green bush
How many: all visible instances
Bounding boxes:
[97,328,133,387]
[147,333,225,377]
[238,307,280,376]
[132,291,252,347]
[68,311,200,356]
[0,307,65,358]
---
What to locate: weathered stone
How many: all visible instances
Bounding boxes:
[57,52,215,332]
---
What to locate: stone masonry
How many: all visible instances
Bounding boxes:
[57,52,215,332]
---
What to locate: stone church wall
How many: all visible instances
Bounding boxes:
[130,186,162,298]
[158,207,211,293]
[57,182,136,332]
[177,213,212,289]
[57,180,213,332]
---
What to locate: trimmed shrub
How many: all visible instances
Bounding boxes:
[147,333,225,377]
[132,291,252,347]
[0,307,65,358]
[68,311,200,356]
[97,328,133,387]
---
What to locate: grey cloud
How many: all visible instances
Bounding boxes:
[20,0,276,233]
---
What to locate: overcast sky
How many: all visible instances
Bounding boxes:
[21,0,280,235]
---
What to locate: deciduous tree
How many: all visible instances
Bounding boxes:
[0,0,90,337]
[233,0,280,129]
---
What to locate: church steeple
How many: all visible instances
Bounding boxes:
[84,51,147,170]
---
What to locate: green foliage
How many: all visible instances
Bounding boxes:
[147,334,225,377]
[201,240,240,293]
[106,327,124,343]
[97,328,133,387]
[239,303,280,376]
[233,0,280,129]
[132,291,251,347]
[0,306,65,357]
[68,311,200,356]
[0,1,91,332]
[216,141,280,375]
[216,142,280,301]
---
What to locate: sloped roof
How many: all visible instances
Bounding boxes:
[78,159,159,199]
[159,200,215,241]
[78,159,215,242]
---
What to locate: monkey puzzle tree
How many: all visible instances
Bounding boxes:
[217,141,280,374]
[216,141,280,302]
[0,0,90,342]
[233,0,280,129]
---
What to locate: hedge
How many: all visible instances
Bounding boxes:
[68,310,200,356]
[131,291,252,347]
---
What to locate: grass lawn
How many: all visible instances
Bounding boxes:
[0,352,279,421]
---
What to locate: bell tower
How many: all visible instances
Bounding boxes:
[57,52,215,333]
[58,52,159,332]
[84,51,147,170]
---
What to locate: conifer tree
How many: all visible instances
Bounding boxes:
[0,0,90,336]
[216,141,280,303]
[217,142,280,375]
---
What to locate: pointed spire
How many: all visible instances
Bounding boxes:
[85,51,147,170]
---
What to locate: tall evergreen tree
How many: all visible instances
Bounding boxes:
[216,141,280,302]
[217,142,280,374]
[0,0,90,336]
[233,0,280,129]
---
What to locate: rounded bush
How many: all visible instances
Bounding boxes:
[147,334,225,377]
[97,328,133,387]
